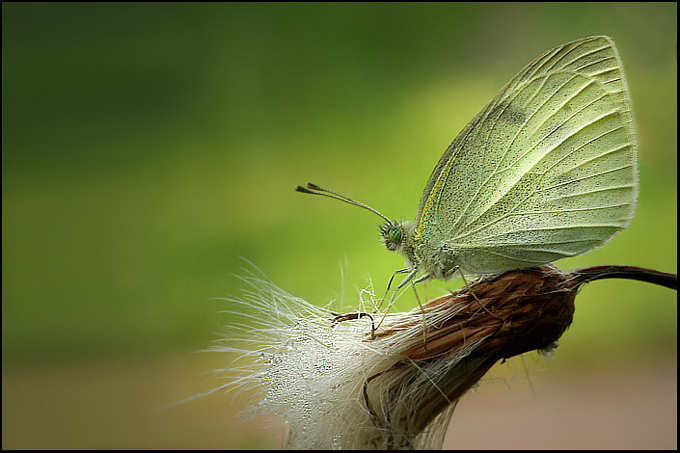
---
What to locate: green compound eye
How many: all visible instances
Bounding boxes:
[389,226,402,244]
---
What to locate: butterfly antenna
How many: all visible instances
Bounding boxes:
[296,182,392,223]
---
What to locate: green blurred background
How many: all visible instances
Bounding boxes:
[2,2,676,449]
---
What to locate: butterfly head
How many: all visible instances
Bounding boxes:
[380,220,416,258]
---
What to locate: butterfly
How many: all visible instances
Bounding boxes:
[298,36,638,297]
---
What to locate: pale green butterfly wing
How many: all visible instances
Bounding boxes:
[415,36,638,275]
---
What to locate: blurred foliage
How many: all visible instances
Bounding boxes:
[2,3,676,364]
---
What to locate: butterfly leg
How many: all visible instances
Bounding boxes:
[410,273,432,347]
[374,268,419,333]
[333,268,417,339]
[375,267,411,311]
[454,267,502,320]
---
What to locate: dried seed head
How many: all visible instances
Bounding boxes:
[210,264,676,449]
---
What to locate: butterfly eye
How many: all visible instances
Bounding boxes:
[388,226,402,244]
